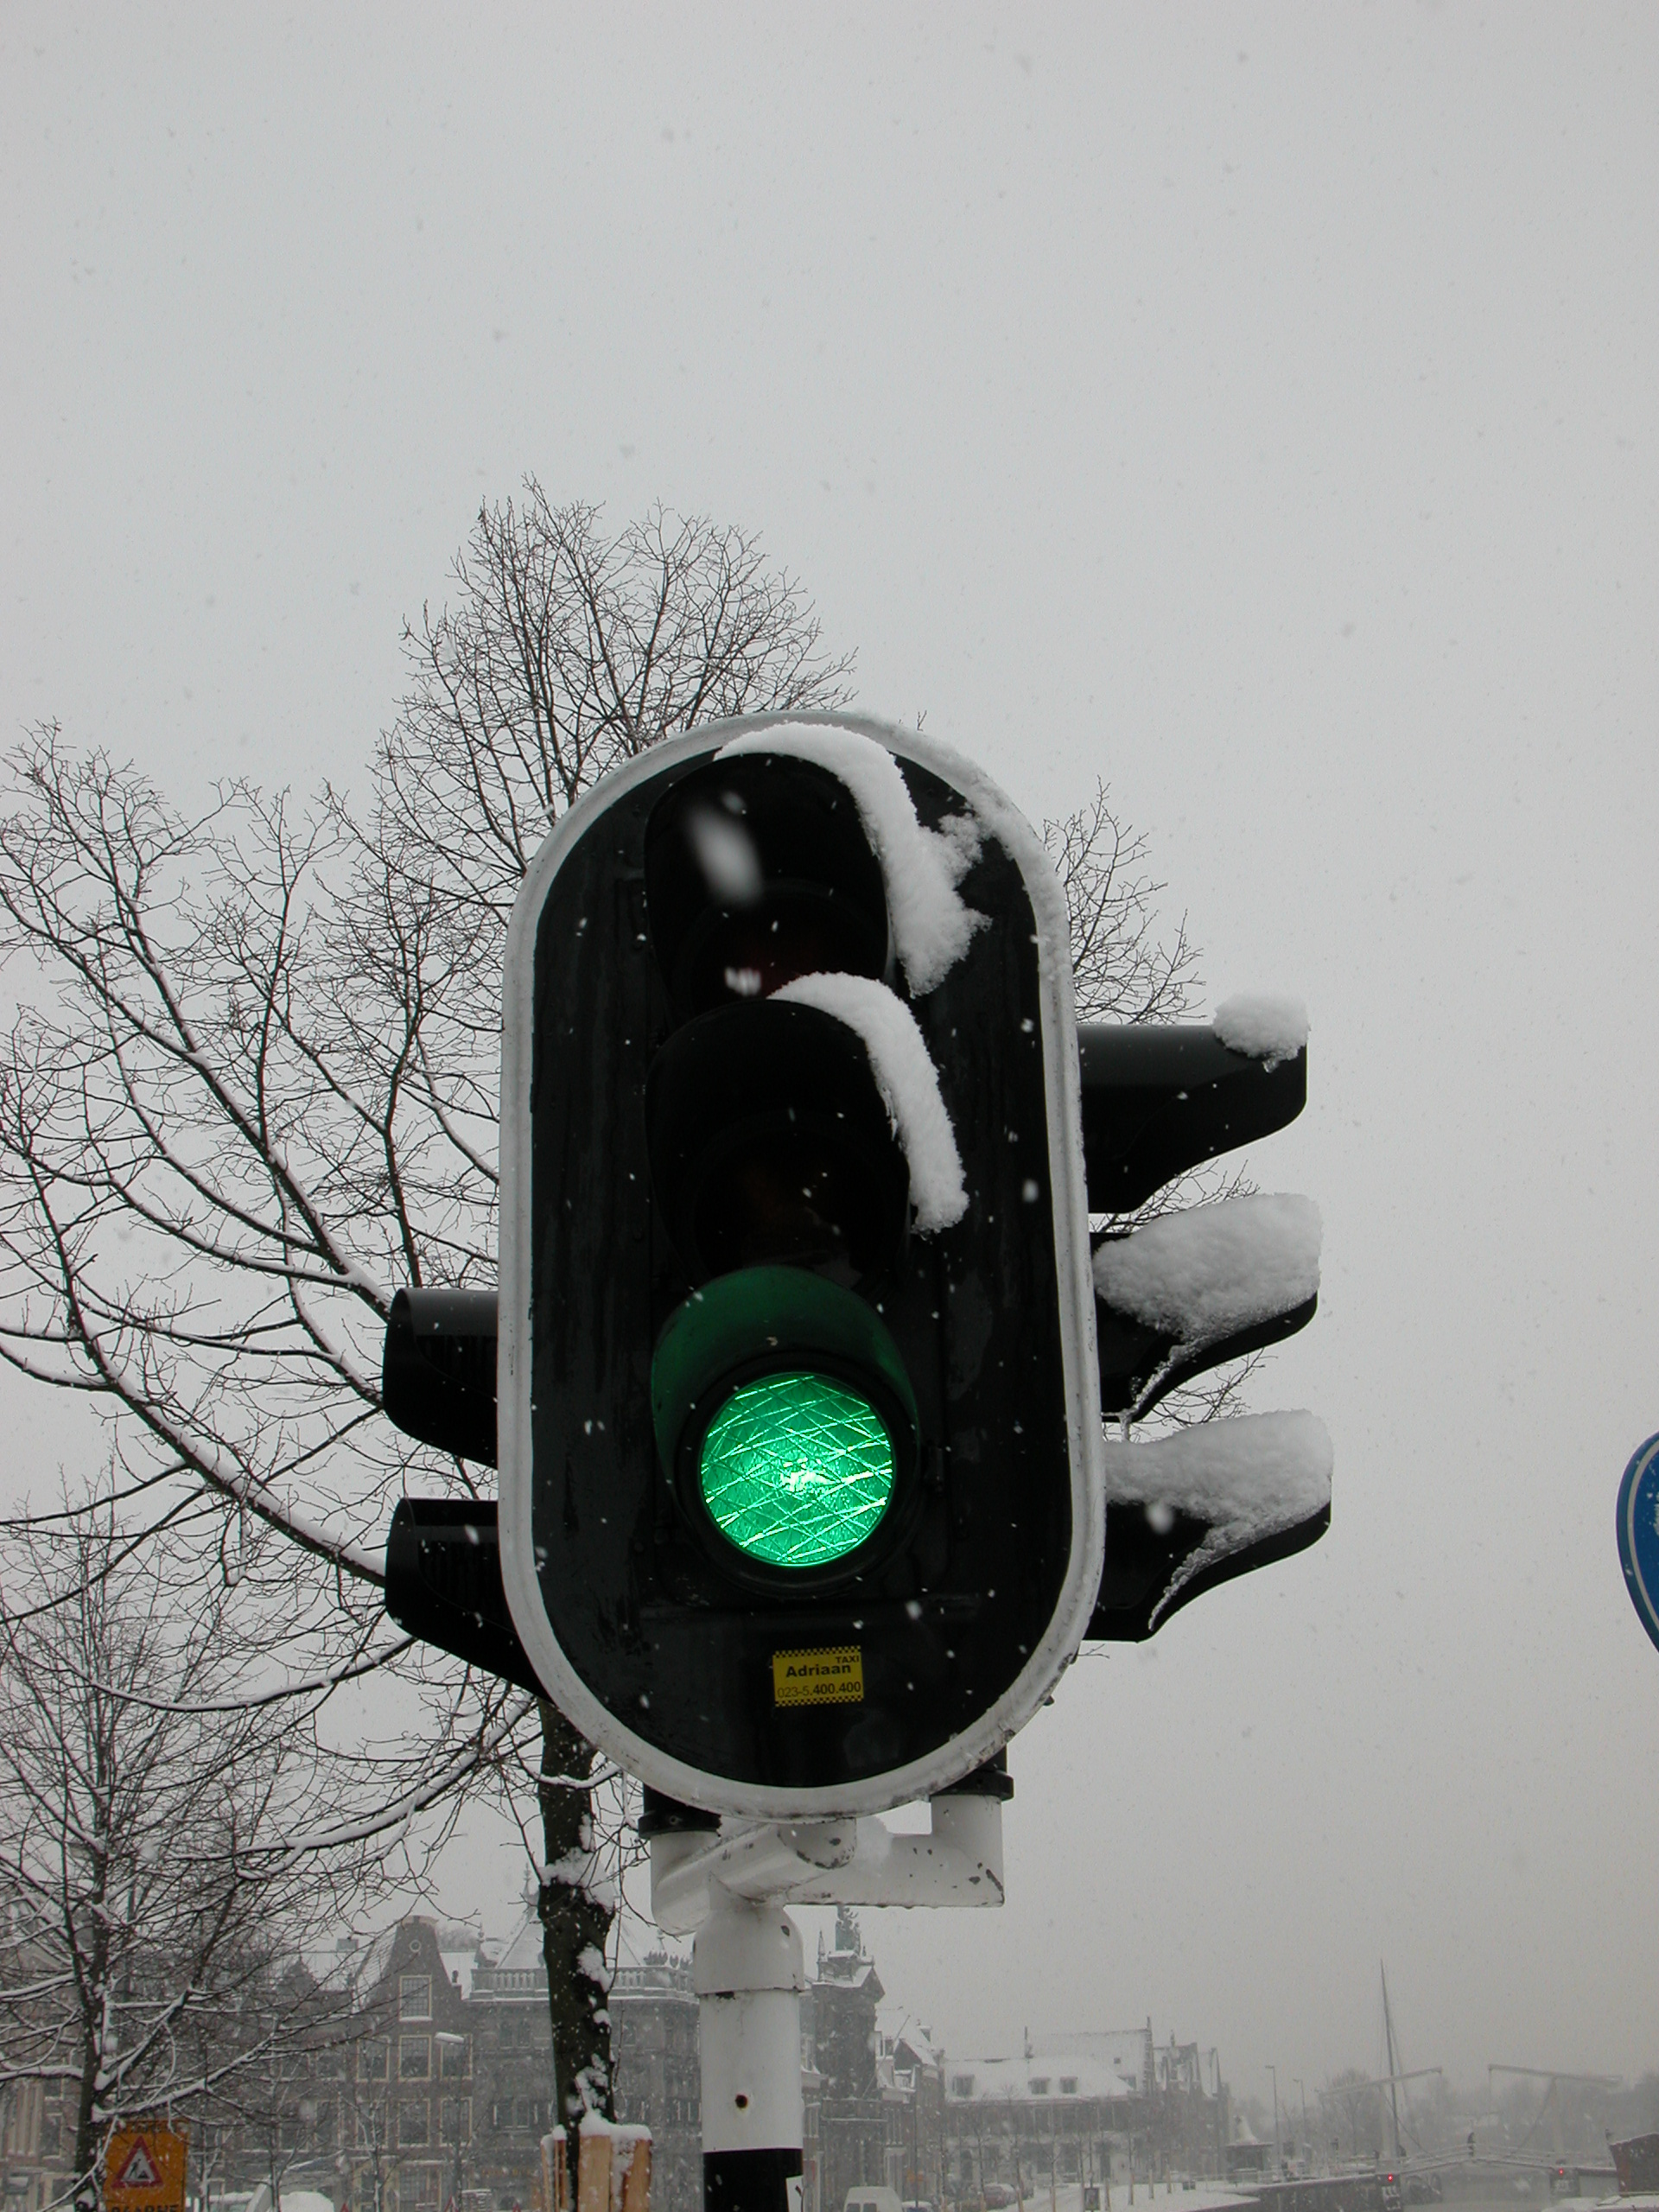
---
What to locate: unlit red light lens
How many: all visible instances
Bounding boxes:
[699,1371,894,1567]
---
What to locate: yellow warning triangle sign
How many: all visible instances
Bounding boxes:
[114,2139,162,2190]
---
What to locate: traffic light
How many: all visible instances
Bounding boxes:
[378,713,1330,1808]
[1079,1005,1329,1640]
[492,715,1103,1817]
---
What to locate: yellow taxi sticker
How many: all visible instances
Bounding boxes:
[772,1645,864,1707]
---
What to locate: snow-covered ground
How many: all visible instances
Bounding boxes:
[1547,2198,1659,2212]
[995,2183,1254,2212]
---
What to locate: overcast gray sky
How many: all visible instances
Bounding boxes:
[4,3,1656,2096]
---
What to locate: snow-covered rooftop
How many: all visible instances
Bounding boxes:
[479,1905,548,1993]
[876,2000,943,2069]
[944,2051,1140,2102]
[440,1948,479,1999]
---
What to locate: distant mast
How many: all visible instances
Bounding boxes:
[1381,1963,1403,2166]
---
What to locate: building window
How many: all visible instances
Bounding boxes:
[316,2047,347,2080]
[399,2101,430,2147]
[399,2037,432,2081]
[1060,2079,1078,2096]
[400,1975,433,2021]
[440,2099,472,2145]
[1030,2079,1050,2096]
[401,2165,441,2207]
[359,2039,390,2082]
[438,2036,470,2080]
[951,2077,975,2100]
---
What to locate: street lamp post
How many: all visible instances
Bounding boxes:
[1266,2069,1281,2183]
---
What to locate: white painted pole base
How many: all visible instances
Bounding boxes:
[694,1892,807,2212]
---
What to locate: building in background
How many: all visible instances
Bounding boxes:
[883,2015,946,2209]
[941,2029,1229,2201]
[0,1905,698,2212]
[802,1909,895,2212]
[0,1895,1232,2212]
[609,1941,700,2212]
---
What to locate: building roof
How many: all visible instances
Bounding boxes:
[612,1916,692,1994]
[1039,2030,1151,2084]
[944,2051,1139,2103]
[816,1911,883,1999]
[440,1948,480,1999]
[878,2002,943,2071]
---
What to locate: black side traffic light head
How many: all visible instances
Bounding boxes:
[384,1497,541,1694]
[1080,1003,1331,1642]
[1078,1020,1306,1212]
[381,1287,499,1466]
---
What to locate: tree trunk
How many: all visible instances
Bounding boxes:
[537,1702,616,2204]
[71,2012,101,2212]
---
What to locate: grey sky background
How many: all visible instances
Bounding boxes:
[4,3,1656,2096]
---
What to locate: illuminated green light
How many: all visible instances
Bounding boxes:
[699,1371,895,1568]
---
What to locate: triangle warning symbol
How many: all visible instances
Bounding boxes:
[116,2139,162,2190]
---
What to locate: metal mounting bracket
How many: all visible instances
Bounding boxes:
[648,1790,1005,1936]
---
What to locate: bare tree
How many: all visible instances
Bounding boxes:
[0,1493,387,2211]
[0,492,856,2180]
[1045,781,1197,1027]
[0,487,1216,2179]
[1045,783,1268,1433]
[374,493,854,931]
[1320,2072,1384,2165]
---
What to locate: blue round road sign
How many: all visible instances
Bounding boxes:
[1616,1432,1659,1656]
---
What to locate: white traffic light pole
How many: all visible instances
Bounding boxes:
[693,1896,810,2212]
[648,1792,1006,2212]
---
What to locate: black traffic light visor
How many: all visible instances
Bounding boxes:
[1088,1495,1331,1642]
[643,754,893,1021]
[1095,1287,1319,1421]
[645,998,911,1287]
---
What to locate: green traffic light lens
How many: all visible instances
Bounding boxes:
[698,1370,895,1568]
